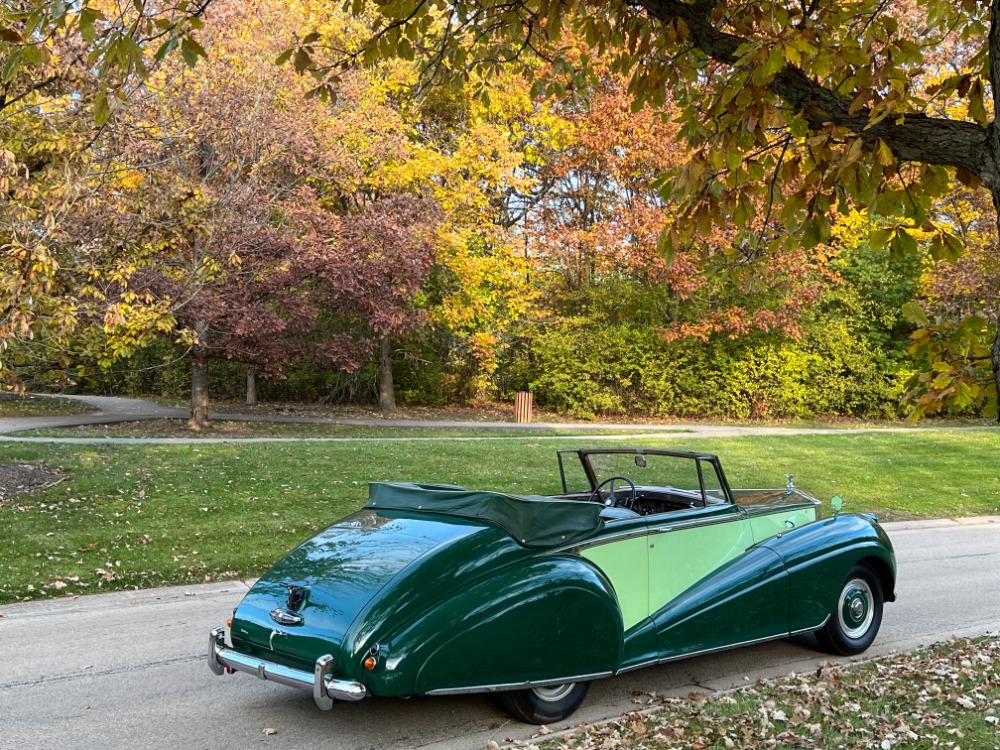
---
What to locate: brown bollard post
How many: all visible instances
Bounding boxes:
[514,391,533,423]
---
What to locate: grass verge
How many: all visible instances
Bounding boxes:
[539,635,1000,750]
[0,430,997,603]
[0,394,93,418]
[19,419,687,439]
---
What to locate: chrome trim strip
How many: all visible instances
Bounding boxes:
[554,512,749,555]
[425,671,614,696]
[640,513,749,535]
[742,502,818,517]
[791,615,829,636]
[616,619,831,674]
[575,527,651,548]
[655,516,727,532]
[615,657,661,674]
[208,627,366,705]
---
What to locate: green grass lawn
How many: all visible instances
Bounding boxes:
[1,430,998,603]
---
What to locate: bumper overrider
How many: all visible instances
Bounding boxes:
[208,627,366,709]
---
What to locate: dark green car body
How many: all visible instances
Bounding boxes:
[209,448,896,721]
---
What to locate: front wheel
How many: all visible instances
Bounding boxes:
[816,564,884,656]
[495,681,590,724]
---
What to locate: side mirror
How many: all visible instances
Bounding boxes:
[831,495,844,515]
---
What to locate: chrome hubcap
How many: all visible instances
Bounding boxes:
[838,578,874,639]
[532,683,575,702]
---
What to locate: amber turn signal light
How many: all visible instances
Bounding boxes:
[363,656,377,670]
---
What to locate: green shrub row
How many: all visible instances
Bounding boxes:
[517,320,906,420]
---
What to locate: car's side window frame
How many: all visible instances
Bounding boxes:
[698,457,735,505]
[557,449,591,494]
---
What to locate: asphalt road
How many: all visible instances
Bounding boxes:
[2,517,998,750]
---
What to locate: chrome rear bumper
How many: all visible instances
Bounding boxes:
[208,627,366,709]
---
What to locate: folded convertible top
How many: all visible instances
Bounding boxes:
[365,481,603,548]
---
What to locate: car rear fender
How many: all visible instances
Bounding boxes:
[364,555,623,697]
[762,514,896,632]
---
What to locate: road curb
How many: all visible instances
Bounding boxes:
[0,578,257,619]
[883,515,1000,531]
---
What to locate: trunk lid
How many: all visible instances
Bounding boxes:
[230,509,486,671]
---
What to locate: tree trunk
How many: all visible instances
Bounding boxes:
[188,321,211,431]
[189,353,211,430]
[992,3,1000,422]
[991,189,1000,423]
[246,369,257,406]
[378,336,396,413]
[992,315,1000,424]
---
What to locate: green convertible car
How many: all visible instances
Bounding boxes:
[209,447,896,723]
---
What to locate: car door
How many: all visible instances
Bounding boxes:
[560,450,652,659]
[648,458,790,659]
[579,515,650,633]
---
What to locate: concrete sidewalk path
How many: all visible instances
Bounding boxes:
[0,394,185,434]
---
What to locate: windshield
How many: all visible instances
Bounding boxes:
[559,449,731,505]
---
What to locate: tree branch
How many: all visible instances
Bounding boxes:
[637,0,996,185]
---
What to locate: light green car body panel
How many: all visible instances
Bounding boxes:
[221,449,896,702]
[582,494,820,633]
[581,534,649,630]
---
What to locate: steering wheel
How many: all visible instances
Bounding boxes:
[587,476,637,509]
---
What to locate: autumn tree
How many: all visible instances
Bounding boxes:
[292,0,1000,418]
[905,185,1000,416]
[1,89,98,388]
[525,68,684,312]
[88,1,443,426]
[1,0,210,389]
[14,0,999,420]
[525,63,824,346]
[507,56,869,418]
[289,193,440,411]
[89,1,333,427]
[416,74,548,401]
[295,19,554,405]
[1,10,125,389]
[295,57,444,411]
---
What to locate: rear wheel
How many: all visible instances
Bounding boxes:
[816,564,884,656]
[495,681,590,724]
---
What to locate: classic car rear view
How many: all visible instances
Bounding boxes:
[210,448,895,724]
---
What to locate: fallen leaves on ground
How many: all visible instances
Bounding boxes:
[0,463,63,506]
[538,635,1000,750]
